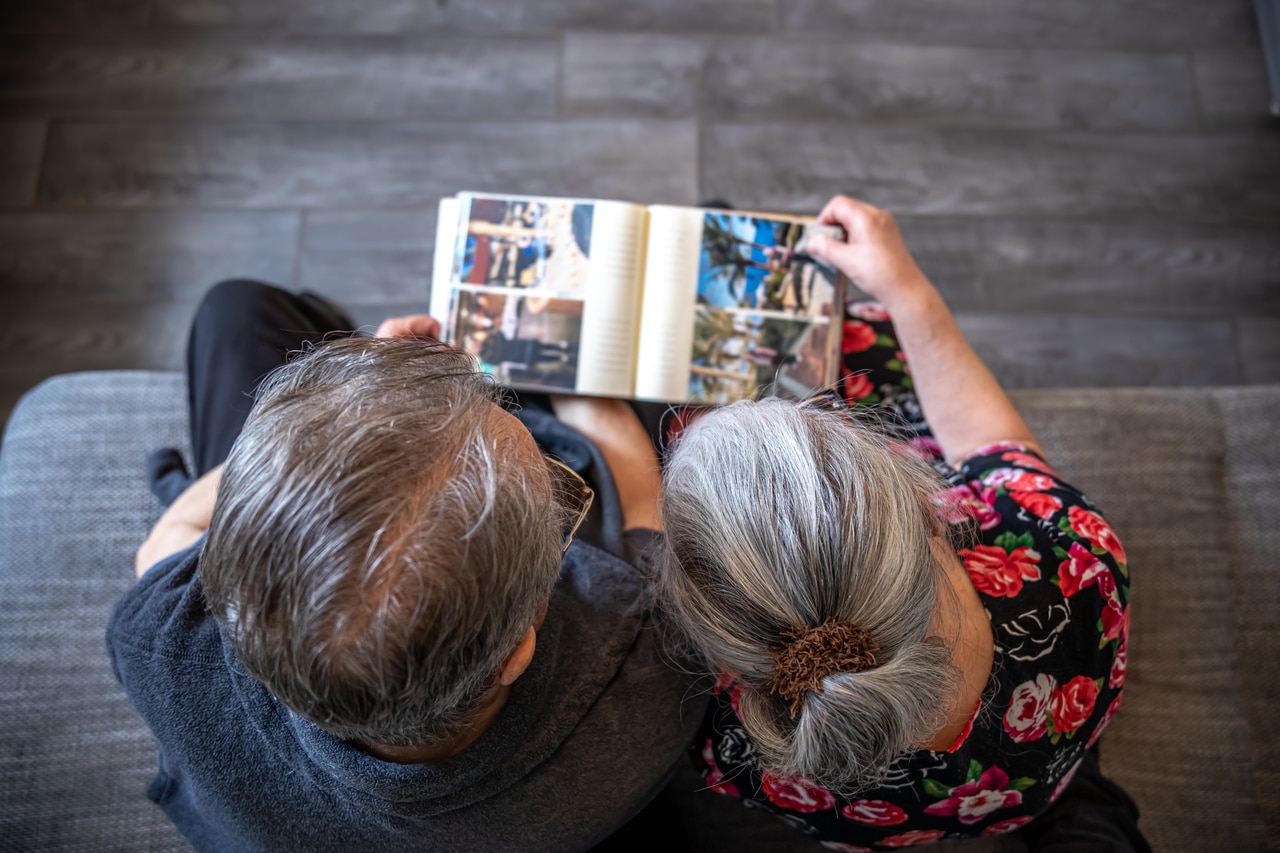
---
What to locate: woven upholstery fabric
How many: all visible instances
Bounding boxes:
[0,373,190,853]
[0,374,1276,853]
[1011,389,1270,852]
[1219,388,1280,845]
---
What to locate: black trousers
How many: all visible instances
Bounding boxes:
[147,280,352,504]
[185,279,355,476]
[1019,746,1151,853]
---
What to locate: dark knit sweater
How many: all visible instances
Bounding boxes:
[107,527,699,852]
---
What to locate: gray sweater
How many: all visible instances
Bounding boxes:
[106,530,702,852]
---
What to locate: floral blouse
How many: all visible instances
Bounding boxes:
[690,304,1131,849]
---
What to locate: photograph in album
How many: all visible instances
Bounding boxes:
[689,308,831,404]
[453,197,594,295]
[450,290,583,392]
[696,212,838,317]
[690,211,841,402]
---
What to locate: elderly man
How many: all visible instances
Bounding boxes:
[108,280,699,851]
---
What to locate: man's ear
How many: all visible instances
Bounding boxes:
[499,626,537,686]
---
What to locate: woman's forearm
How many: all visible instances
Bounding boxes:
[878,277,1041,465]
[808,195,1043,465]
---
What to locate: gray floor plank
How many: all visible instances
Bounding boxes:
[956,314,1239,388]
[303,208,438,252]
[298,209,437,308]
[0,36,558,120]
[38,121,700,208]
[979,220,1280,316]
[700,125,1280,222]
[3,0,1279,425]
[779,0,1259,48]
[0,0,149,34]
[1235,317,1280,383]
[0,121,45,206]
[343,301,443,334]
[892,216,983,310]
[0,211,299,302]
[1191,47,1276,124]
[564,36,1197,130]
[0,300,192,425]
[143,0,777,34]
[0,301,191,373]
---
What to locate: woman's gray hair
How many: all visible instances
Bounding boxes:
[202,336,569,746]
[659,398,959,792]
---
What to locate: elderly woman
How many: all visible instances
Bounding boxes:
[658,196,1144,848]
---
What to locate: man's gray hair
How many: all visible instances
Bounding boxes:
[202,336,569,746]
[659,399,959,792]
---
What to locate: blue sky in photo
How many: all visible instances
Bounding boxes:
[697,213,781,310]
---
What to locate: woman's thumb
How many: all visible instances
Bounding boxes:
[807,233,854,272]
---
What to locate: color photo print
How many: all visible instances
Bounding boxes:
[451,289,583,392]
[454,197,594,296]
[695,212,839,317]
[689,212,839,402]
[688,308,832,404]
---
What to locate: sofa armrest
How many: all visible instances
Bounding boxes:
[0,371,190,852]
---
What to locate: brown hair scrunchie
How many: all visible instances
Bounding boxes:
[768,621,881,719]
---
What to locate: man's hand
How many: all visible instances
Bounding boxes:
[135,465,223,578]
[374,314,442,340]
[549,396,662,532]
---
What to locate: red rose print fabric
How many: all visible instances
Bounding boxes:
[762,772,837,812]
[688,302,1130,847]
[842,800,908,827]
[959,539,1041,597]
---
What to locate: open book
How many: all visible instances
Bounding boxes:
[429,192,847,404]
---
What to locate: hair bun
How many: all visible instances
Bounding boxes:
[768,621,880,718]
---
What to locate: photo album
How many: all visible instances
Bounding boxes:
[429,192,848,405]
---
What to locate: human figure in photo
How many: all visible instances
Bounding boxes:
[478,330,574,376]
[657,196,1151,851]
[470,215,555,288]
[110,279,700,852]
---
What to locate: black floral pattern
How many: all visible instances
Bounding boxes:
[689,302,1131,847]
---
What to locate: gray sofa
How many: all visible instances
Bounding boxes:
[1,371,1277,852]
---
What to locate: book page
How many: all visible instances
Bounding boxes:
[633,206,705,402]
[637,207,844,404]
[429,197,461,321]
[574,201,647,396]
[439,193,645,396]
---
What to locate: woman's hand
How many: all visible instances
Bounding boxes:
[374,314,442,340]
[807,194,1043,465]
[550,396,662,532]
[806,195,930,309]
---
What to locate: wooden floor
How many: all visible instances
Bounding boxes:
[2,0,1278,428]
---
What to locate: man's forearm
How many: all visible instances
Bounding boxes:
[549,398,662,531]
[589,430,663,532]
[135,464,224,577]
